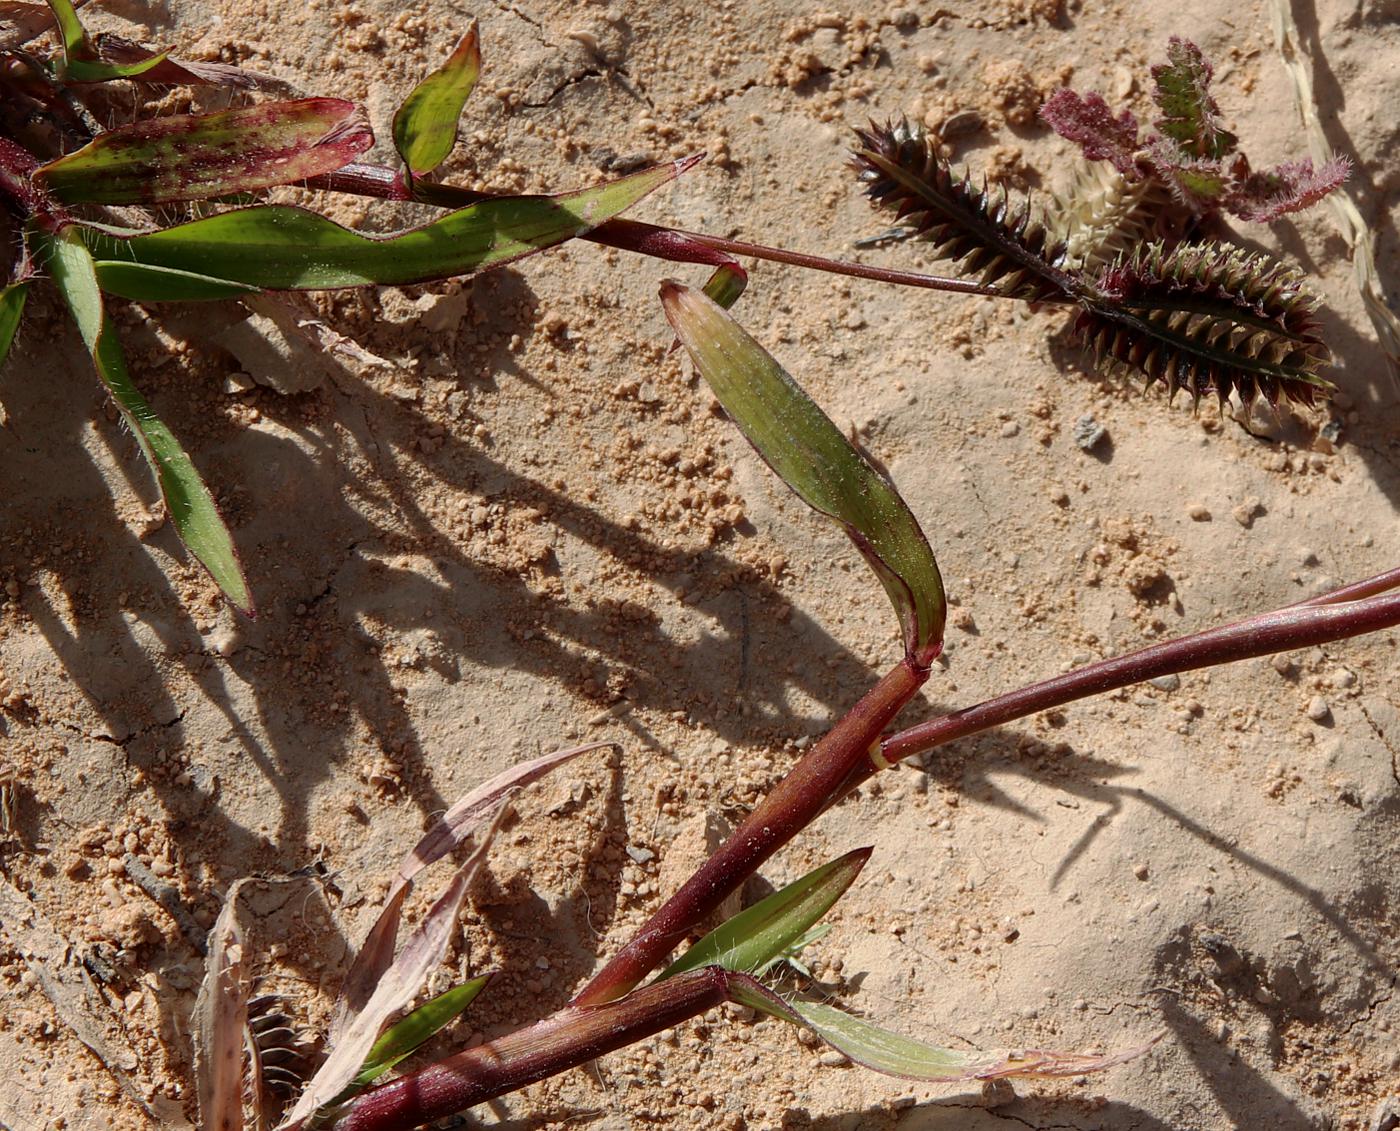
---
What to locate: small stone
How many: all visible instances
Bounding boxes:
[625,844,655,865]
[817,1050,849,1067]
[1072,414,1107,451]
[1148,674,1180,692]
[1232,496,1263,528]
[1133,863,1150,881]
[1270,653,1294,676]
[1187,503,1211,521]
[1305,696,1331,722]
[1000,421,1020,438]
[222,370,256,394]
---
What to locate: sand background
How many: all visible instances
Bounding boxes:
[1,0,1398,1128]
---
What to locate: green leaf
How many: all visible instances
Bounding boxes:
[62,52,170,83]
[79,158,699,290]
[351,976,490,1089]
[37,98,373,205]
[46,0,168,82]
[727,976,1163,1082]
[661,282,946,665]
[94,261,260,302]
[39,225,253,613]
[658,849,869,982]
[755,922,830,978]
[45,0,91,60]
[393,23,481,177]
[0,282,27,369]
[701,262,748,310]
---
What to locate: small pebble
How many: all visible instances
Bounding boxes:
[1072,414,1107,451]
[1270,653,1294,676]
[1133,863,1150,881]
[625,844,655,865]
[1000,421,1020,438]
[1148,674,1180,692]
[817,1050,849,1067]
[223,371,256,394]
[1187,503,1211,521]
[1232,496,1263,528]
[1305,696,1331,723]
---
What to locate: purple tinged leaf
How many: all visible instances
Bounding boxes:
[1150,37,1237,161]
[281,809,507,1129]
[1226,155,1351,223]
[1040,89,1141,177]
[315,743,610,1114]
[36,98,373,205]
[392,22,482,177]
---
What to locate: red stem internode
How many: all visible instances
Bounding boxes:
[333,967,739,1131]
[572,655,929,1007]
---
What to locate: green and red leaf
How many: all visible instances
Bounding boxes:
[1150,37,1237,161]
[37,98,372,205]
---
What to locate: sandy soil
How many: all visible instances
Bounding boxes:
[2,1,1398,1128]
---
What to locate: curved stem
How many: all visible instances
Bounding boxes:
[332,967,737,1131]
[572,656,928,1007]
[880,582,1400,767]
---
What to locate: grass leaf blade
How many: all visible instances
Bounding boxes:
[328,743,608,1057]
[95,261,261,302]
[658,848,869,982]
[350,976,491,1089]
[37,98,372,204]
[283,810,507,1128]
[79,158,699,289]
[0,281,27,368]
[727,974,1163,1082]
[41,226,253,613]
[392,23,481,177]
[661,281,945,664]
